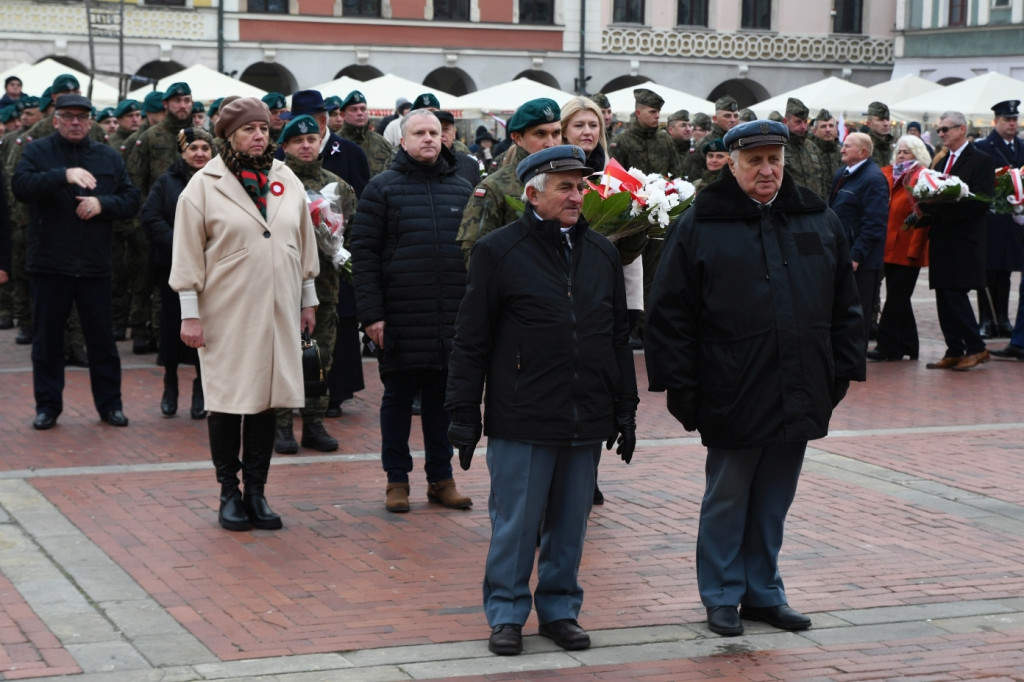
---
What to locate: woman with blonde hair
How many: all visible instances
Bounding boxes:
[868,134,932,361]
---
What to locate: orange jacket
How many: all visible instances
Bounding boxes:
[882,164,929,267]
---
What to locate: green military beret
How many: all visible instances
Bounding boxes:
[714,95,738,112]
[114,99,140,118]
[589,92,610,109]
[703,138,728,154]
[0,105,16,123]
[277,114,320,144]
[340,90,366,109]
[15,96,40,112]
[411,92,440,110]
[191,100,205,114]
[738,108,756,122]
[633,87,664,110]
[208,97,224,117]
[38,87,53,112]
[785,97,809,119]
[814,108,834,123]
[261,92,287,111]
[163,82,191,100]
[667,109,690,123]
[507,97,561,134]
[691,112,711,130]
[51,74,80,94]
[865,101,889,118]
[96,107,116,122]
[324,95,342,111]
[143,91,165,113]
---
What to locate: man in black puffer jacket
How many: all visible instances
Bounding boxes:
[350,109,474,514]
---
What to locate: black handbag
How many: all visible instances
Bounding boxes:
[301,329,327,398]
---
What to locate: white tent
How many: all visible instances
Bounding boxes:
[331,73,462,117]
[750,77,866,118]
[454,78,578,118]
[303,75,365,100]
[604,82,715,120]
[3,58,120,109]
[0,62,32,88]
[129,63,266,105]
[823,75,942,118]
[891,72,1024,124]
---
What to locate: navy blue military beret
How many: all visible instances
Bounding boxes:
[516,145,593,184]
[723,120,789,151]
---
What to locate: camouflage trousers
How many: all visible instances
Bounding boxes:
[276,305,338,428]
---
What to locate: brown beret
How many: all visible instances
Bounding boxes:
[215,97,270,139]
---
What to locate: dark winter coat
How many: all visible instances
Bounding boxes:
[350,145,473,376]
[13,132,140,277]
[141,157,195,281]
[974,129,1024,271]
[828,160,889,271]
[445,208,639,444]
[645,168,865,448]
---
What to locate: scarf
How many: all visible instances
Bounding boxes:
[222,143,276,218]
[893,159,919,186]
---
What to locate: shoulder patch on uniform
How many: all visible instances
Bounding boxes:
[473,187,487,197]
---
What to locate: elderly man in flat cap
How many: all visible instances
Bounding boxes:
[646,119,865,638]
[446,144,638,657]
[864,101,894,169]
[335,89,393,177]
[975,99,1024,343]
[782,97,829,199]
[708,94,740,141]
[456,97,563,265]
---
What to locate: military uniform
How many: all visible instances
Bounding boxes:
[782,99,828,200]
[813,136,842,185]
[455,144,529,265]
[869,130,894,168]
[708,95,739,143]
[339,121,393,177]
[611,121,682,177]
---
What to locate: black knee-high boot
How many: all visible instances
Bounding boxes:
[191,365,207,420]
[208,412,251,531]
[242,409,282,530]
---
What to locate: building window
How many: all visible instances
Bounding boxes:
[993,0,1010,6]
[248,0,288,13]
[833,0,862,33]
[949,0,968,25]
[520,0,554,24]
[741,0,771,29]
[143,0,187,6]
[343,0,380,16]
[613,0,644,24]
[677,0,708,26]
[435,0,470,20]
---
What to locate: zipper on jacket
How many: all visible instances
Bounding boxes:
[514,345,522,396]
[561,235,581,437]
[427,178,445,370]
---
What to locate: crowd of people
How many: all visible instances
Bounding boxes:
[1,67,1022,654]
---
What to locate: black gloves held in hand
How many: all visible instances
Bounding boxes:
[606,411,637,464]
[666,389,697,432]
[447,409,482,471]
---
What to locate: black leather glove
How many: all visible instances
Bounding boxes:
[666,389,697,432]
[447,409,482,471]
[833,378,850,407]
[606,411,637,464]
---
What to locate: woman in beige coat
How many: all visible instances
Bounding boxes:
[170,97,319,532]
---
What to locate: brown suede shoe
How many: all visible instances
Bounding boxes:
[952,350,990,371]
[427,478,473,509]
[926,356,961,370]
[385,482,410,513]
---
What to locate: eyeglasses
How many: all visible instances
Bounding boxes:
[936,125,963,134]
[57,112,91,122]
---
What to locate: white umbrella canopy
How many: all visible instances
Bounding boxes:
[5,58,120,109]
[824,74,942,118]
[341,73,462,117]
[454,77,578,118]
[129,63,267,105]
[604,82,715,120]
[750,77,866,119]
[0,62,32,87]
[891,72,1024,125]
[303,75,364,100]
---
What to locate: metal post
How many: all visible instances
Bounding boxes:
[577,0,587,95]
[218,0,225,74]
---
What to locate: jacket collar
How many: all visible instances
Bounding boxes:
[204,154,285,226]
[522,200,589,249]
[695,165,827,221]
[390,144,458,177]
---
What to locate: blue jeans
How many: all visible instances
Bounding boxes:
[380,369,453,484]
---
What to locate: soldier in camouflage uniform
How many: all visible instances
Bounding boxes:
[336,89,393,177]
[272,115,358,454]
[782,97,829,199]
[708,95,740,142]
[126,82,195,354]
[120,91,167,160]
[455,98,563,266]
[0,95,42,331]
[107,99,143,339]
[325,96,344,133]
[865,101,894,169]
[811,108,842,189]
[97,107,118,138]
[262,92,288,142]
[738,108,757,122]
[695,137,729,193]
[666,109,693,174]
[682,112,712,181]
[610,88,683,177]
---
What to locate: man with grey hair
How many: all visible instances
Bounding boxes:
[922,110,996,370]
[350,108,474,513]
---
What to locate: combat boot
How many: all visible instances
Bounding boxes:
[274,422,298,454]
[301,423,338,452]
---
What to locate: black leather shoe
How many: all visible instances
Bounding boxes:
[15,325,32,345]
[998,321,1014,338]
[488,624,522,656]
[325,404,342,418]
[593,484,604,505]
[991,343,1024,360]
[242,493,283,530]
[539,619,591,650]
[132,330,150,355]
[101,410,129,427]
[301,423,339,452]
[706,605,743,636]
[740,604,811,631]
[32,413,57,430]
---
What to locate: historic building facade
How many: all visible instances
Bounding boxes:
[0,0,897,105]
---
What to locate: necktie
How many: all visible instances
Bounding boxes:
[944,152,955,174]
[830,168,850,202]
[561,231,572,268]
